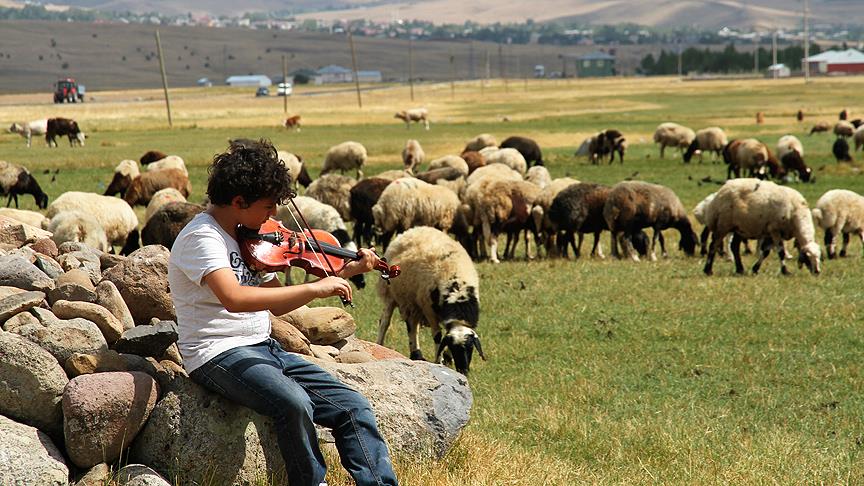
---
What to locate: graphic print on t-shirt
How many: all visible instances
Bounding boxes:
[230,250,264,286]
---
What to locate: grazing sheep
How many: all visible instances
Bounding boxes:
[46,117,85,147]
[401,139,425,174]
[833,138,853,162]
[8,119,48,147]
[683,127,728,163]
[835,121,855,138]
[140,150,167,165]
[276,196,366,288]
[141,201,203,250]
[524,165,551,189]
[349,177,392,248]
[374,169,414,181]
[653,122,695,159]
[703,178,820,275]
[776,135,812,182]
[305,173,356,221]
[124,168,192,207]
[48,210,109,252]
[145,155,188,176]
[797,109,804,122]
[283,115,301,132]
[756,112,765,124]
[465,163,522,187]
[809,121,831,135]
[482,147,527,175]
[0,161,49,209]
[463,134,497,153]
[854,126,864,152]
[812,189,864,259]
[377,226,483,375]
[529,177,580,257]
[723,138,769,179]
[322,141,367,179]
[548,183,612,258]
[588,129,626,164]
[145,187,187,224]
[462,178,541,262]
[603,181,697,261]
[415,167,465,186]
[427,155,469,176]
[47,191,140,254]
[277,150,312,189]
[0,207,48,228]
[372,177,460,250]
[851,119,863,129]
[460,151,486,174]
[104,159,141,198]
[500,136,543,167]
[840,108,849,121]
[394,108,430,130]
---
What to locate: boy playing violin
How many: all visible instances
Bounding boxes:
[167,139,398,486]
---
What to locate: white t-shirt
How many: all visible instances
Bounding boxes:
[168,212,275,373]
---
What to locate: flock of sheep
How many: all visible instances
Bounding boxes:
[2,106,864,375]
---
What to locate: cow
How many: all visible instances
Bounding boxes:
[394,108,430,130]
[283,115,301,132]
[46,117,85,147]
[8,119,48,147]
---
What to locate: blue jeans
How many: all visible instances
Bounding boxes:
[189,338,398,486]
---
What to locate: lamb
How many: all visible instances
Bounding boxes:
[702,178,821,275]
[8,119,48,147]
[683,127,728,163]
[463,134,497,153]
[833,138,853,162]
[349,177,392,248]
[588,129,626,164]
[835,121,855,138]
[275,196,366,288]
[0,160,49,209]
[140,150,167,165]
[141,202,203,250]
[653,122,695,159]
[46,191,140,254]
[371,177,460,250]
[394,108,430,130]
[48,210,109,252]
[0,207,48,228]
[124,168,192,207]
[144,187,187,224]
[500,136,543,167]
[277,150,312,189]
[855,126,864,151]
[776,135,812,182]
[321,141,367,179]
[603,181,697,261]
[376,226,483,375]
[809,121,831,135]
[427,155,469,176]
[723,138,769,179]
[481,147,527,174]
[305,173,356,221]
[812,189,864,259]
[459,151,486,174]
[401,139,425,174]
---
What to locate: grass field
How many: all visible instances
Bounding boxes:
[3,76,864,485]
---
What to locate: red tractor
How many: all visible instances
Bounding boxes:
[54,78,84,103]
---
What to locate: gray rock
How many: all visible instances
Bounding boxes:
[131,360,472,484]
[63,371,159,469]
[96,280,135,331]
[0,332,68,438]
[116,464,172,486]
[0,255,55,291]
[47,283,98,306]
[0,290,45,324]
[57,252,101,286]
[0,286,25,300]
[34,253,64,279]
[2,311,40,332]
[53,300,124,344]
[73,463,110,486]
[31,306,60,325]
[0,415,69,485]
[56,268,95,289]
[113,320,178,357]
[102,246,174,326]
[58,241,103,258]
[13,315,108,366]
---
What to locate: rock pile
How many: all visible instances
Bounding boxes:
[0,218,472,485]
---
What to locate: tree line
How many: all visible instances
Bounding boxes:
[639,43,824,75]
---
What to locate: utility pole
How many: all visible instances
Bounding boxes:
[484,49,490,87]
[348,32,362,108]
[154,29,172,128]
[677,47,683,79]
[803,0,811,83]
[408,36,415,102]
[222,44,227,83]
[282,55,288,114]
[449,51,455,100]
[772,31,778,79]
[468,40,475,79]
[754,35,759,74]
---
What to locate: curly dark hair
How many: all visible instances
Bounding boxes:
[207,138,293,206]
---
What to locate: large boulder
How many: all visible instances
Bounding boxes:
[0,254,55,291]
[13,312,108,366]
[279,306,356,345]
[96,280,135,331]
[0,332,68,438]
[130,360,472,484]
[0,215,52,247]
[0,415,68,485]
[63,371,159,469]
[102,245,174,326]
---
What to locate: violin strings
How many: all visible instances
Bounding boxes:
[285,199,338,278]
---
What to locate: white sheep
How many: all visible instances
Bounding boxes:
[524,165,551,189]
[683,127,728,163]
[322,141,366,179]
[725,138,769,179]
[145,188,187,224]
[145,155,188,176]
[374,169,414,181]
[776,135,804,159]
[377,226,483,375]
[462,178,541,262]
[104,159,141,198]
[703,178,821,275]
[48,210,109,252]
[401,139,425,174]
[465,161,522,187]
[653,122,695,158]
[463,134,497,153]
[853,126,864,152]
[394,108,430,130]
[8,119,48,148]
[277,150,311,190]
[427,155,469,176]
[0,207,48,229]
[835,121,855,138]
[812,189,864,259]
[371,177,460,250]
[46,191,140,254]
[305,174,356,222]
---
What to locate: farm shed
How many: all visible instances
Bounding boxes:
[575,52,616,77]
[225,75,272,87]
[314,65,353,84]
[803,49,864,75]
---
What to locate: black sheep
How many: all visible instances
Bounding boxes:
[833,138,853,162]
[348,177,391,248]
[141,202,204,249]
[500,136,544,167]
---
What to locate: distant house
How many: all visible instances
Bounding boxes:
[357,70,383,83]
[314,65,354,84]
[225,75,272,87]
[767,63,791,78]
[803,49,864,75]
[575,52,615,77]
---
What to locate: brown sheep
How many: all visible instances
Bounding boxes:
[123,168,191,207]
[460,151,486,174]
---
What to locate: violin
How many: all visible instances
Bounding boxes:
[237,218,400,305]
